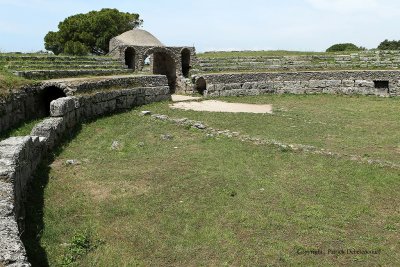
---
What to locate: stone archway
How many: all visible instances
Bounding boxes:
[41,86,67,116]
[143,47,178,93]
[124,47,136,70]
[181,48,191,78]
[195,77,207,95]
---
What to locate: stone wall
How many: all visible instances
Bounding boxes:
[197,70,400,97]
[0,83,170,266]
[14,69,132,80]
[0,75,168,136]
[46,75,168,95]
[109,45,196,77]
[196,50,400,73]
[0,86,46,134]
[0,136,44,266]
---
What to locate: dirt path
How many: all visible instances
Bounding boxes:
[170,100,273,114]
[171,95,202,102]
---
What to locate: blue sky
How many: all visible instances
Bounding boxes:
[0,0,399,52]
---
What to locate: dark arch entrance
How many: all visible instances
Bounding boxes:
[144,51,176,93]
[181,48,191,78]
[195,77,206,95]
[41,86,67,116]
[124,47,136,70]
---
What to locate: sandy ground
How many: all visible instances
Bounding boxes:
[170,100,273,114]
[171,95,202,102]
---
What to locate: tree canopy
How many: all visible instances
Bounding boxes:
[377,40,400,50]
[326,43,364,52]
[44,8,142,56]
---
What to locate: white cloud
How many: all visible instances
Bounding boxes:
[305,0,378,12]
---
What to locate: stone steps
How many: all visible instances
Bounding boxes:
[14,69,133,79]
[0,55,120,62]
[195,51,400,73]
[0,54,128,79]
[5,60,122,66]
[8,64,126,70]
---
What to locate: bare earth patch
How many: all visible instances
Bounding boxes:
[170,100,273,114]
[171,94,202,102]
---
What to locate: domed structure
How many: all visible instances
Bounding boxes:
[108,28,196,94]
[112,29,165,47]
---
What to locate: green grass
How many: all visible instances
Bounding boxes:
[0,118,43,141]
[146,94,400,164]
[0,66,35,96]
[197,50,355,58]
[23,96,400,266]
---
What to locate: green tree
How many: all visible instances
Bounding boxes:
[44,8,142,56]
[64,41,90,56]
[377,40,400,50]
[326,43,364,52]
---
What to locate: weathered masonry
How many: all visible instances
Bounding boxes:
[108,29,196,93]
[194,70,400,97]
[0,75,170,266]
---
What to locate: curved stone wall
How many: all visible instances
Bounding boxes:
[0,78,170,266]
[197,70,400,97]
[0,86,46,134]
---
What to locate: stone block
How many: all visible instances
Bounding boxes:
[30,118,65,149]
[242,82,257,89]
[50,97,76,117]
[309,80,326,88]
[325,80,342,87]
[224,83,242,90]
[342,80,355,87]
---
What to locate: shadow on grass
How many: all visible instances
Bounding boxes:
[21,124,83,267]
[0,117,42,141]
[20,107,145,266]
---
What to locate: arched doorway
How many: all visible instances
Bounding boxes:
[181,48,191,78]
[41,86,67,116]
[124,47,136,70]
[143,48,177,93]
[195,77,207,95]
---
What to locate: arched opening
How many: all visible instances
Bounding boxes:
[195,77,207,95]
[144,51,177,93]
[124,47,136,70]
[142,55,152,73]
[41,86,67,116]
[181,48,191,78]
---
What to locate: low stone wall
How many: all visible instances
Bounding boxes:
[14,69,132,80]
[0,136,44,266]
[0,84,170,266]
[44,75,168,95]
[198,70,400,97]
[0,86,45,134]
[32,86,170,149]
[0,75,169,136]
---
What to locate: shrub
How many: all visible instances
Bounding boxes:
[377,40,400,50]
[326,43,364,52]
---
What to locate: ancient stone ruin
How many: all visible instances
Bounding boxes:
[1,27,400,266]
[108,28,196,93]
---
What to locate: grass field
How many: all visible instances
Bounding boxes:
[148,94,400,164]
[0,66,34,96]
[196,50,345,58]
[23,95,400,266]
